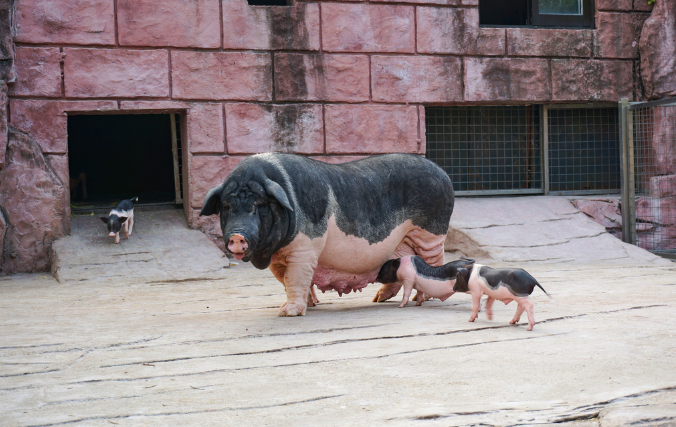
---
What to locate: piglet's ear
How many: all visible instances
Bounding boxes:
[119,216,128,223]
[264,179,293,212]
[200,182,225,216]
[100,217,108,224]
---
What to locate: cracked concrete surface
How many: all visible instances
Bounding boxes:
[2,199,676,426]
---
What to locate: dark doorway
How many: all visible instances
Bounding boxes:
[67,114,178,208]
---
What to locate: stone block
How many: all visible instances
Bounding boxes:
[10,100,117,154]
[464,58,550,102]
[596,0,632,11]
[0,128,68,273]
[644,107,676,175]
[172,51,272,101]
[190,155,244,209]
[640,0,676,99]
[322,3,414,53]
[594,12,647,59]
[634,0,654,12]
[372,0,477,4]
[325,105,419,154]
[225,103,323,155]
[507,28,591,57]
[418,106,426,153]
[0,82,6,169]
[571,199,622,229]
[14,0,115,45]
[9,47,62,97]
[118,0,220,48]
[417,7,505,55]
[64,48,169,98]
[310,155,367,164]
[371,55,462,103]
[551,59,633,101]
[118,101,189,111]
[274,53,369,102]
[222,1,319,51]
[650,175,676,198]
[185,103,225,154]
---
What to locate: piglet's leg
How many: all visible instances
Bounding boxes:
[510,305,524,325]
[114,233,120,244]
[398,280,415,308]
[124,221,130,240]
[128,215,134,237]
[468,292,482,322]
[485,297,495,320]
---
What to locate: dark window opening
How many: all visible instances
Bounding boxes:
[247,0,290,5]
[67,114,180,209]
[480,0,593,28]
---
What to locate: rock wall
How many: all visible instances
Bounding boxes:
[639,0,676,100]
[0,128,68,273]
[2,0,657,262]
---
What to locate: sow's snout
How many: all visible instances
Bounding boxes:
[227,234,249,260]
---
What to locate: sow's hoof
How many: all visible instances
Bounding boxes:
[372,283,402,303]
[278,301,307,317]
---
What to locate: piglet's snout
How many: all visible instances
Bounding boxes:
[108,232,116,237]
[228,234,248,259]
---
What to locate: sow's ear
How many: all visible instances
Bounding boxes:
[200,183,225,216]
[264,179,293,212]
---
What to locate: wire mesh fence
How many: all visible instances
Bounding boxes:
[626,99,676,255]
[426,106,542,194]
[547,107,621,193]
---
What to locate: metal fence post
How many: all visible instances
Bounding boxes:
[619,98,636,244]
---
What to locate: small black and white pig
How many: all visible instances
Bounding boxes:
[376,256,475,308]
[100,197,138,244]
[455,264,549,331]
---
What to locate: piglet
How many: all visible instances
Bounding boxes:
[376,256,475,308]
[100,197,138,244]
[455,264,549,331]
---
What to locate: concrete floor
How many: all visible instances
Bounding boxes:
[2,201,676,426]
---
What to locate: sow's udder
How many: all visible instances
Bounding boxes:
[312,267,379,297]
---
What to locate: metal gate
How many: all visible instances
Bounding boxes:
[620,97,676,257]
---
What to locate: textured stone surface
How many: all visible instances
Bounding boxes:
[322,3,414,53]
[186,103,225,154]
[0,82,6,169]
[371,56,462,102]
[551,59,633,101]
[189,155,243,209]
[594,12,647,59]
[172,51,272,101]
[464,58,550,102]
[372,56,462,103]
[645,107,676,175]
[635,196,676,250]
[9,100,117,153]
[118,101,188,111]
[0,6,13,60]
[274,53,369,102]
[650,174,676,198]
[640,0,676,99]
[222,1,319,51]
[14,0,115,45]
[633,0,654,12]
[117,0,220,48]
[571,199,622,235]
[9,47,62,97]
[507,29,591,57]
[417,7,505,55]
[373,0,477,4]
[596,0,632,11]
[325,105,420,154]
[64,48,169,98]
[225,103,323,155]
[0,128,67,273]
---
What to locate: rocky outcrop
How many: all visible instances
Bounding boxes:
[639,0,676,99]
[0,127,68,273]
[571,198,623,240]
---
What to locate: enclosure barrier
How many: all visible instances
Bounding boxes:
[620,97,676,257]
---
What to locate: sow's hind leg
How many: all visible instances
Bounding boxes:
[372,230,446,303]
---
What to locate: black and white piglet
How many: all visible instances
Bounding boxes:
[455,264,549,331]
[100,197,138,244]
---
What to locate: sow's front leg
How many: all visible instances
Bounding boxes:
[278,260,317,317]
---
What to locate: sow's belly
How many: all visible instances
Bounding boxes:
[311,219,436,295]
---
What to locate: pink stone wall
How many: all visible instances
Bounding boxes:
[3,0,655,262]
